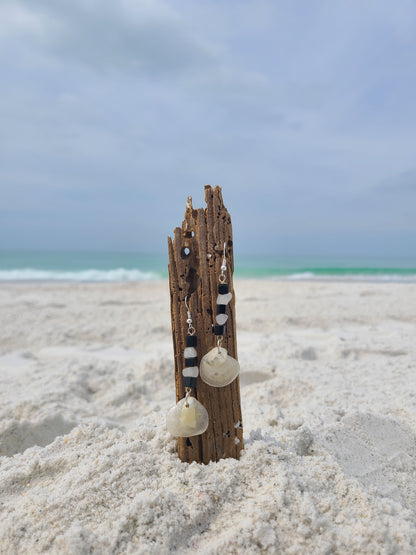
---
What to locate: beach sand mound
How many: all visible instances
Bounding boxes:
[0,281,415,553]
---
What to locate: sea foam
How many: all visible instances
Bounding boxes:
[1,268,416,283]
[0,268,159,282]
[282,272,416,283]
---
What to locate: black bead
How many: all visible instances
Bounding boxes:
[183,377,198,388]
[217,304,226,314]
[213,324,225,335]
[185,357,198,367]
[218,283,229,294]
[186,335,197,347]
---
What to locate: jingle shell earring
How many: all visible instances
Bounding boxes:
[200,243,240,387]
[166,296,209,437]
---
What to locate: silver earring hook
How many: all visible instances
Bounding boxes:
[219,242,227,284]
[222,243,227,266]
[185,295,195,335]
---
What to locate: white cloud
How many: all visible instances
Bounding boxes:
[0,0,416,254]
[0,0,216,74]
[0,2,52,39]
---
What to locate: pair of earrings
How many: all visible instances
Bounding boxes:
[166,244,240,438]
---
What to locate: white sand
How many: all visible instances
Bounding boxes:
[1,280,416,554]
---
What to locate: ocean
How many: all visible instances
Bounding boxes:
[0,251,415,282]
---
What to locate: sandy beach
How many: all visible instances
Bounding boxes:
[1,280,416,553]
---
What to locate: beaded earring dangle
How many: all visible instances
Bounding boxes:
[166,296,209,438]
[200,243,240,387]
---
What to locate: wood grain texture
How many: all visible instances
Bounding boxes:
[167,185,244,463]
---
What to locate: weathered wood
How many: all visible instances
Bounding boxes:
[167,185,243,463]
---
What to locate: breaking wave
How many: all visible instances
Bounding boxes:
[0,268,161,282]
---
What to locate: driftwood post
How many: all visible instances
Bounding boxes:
[168,185,243,464]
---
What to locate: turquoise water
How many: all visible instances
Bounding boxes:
[235,255,416,281]
[0,251,415,282]
[0,252,167,280]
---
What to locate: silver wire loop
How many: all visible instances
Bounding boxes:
[219,242,227,283]
[185,295,195,335]
[217,335,223,352]
[185,387,191,407]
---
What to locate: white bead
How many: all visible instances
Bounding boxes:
[166,396,209,437]
[215,313,228,325]
[200,347,240,387]
[217,292,232,305]
[182,366,198,377]
[184,346,197,358]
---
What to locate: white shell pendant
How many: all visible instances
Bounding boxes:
[200,346,240,387]
[166,396,209,437]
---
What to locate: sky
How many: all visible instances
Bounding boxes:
[0,0,415,257]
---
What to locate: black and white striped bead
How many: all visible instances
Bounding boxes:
[213,283,232,335]
[183,334,198,388]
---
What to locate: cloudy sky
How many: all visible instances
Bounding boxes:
[0,0,415,257]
